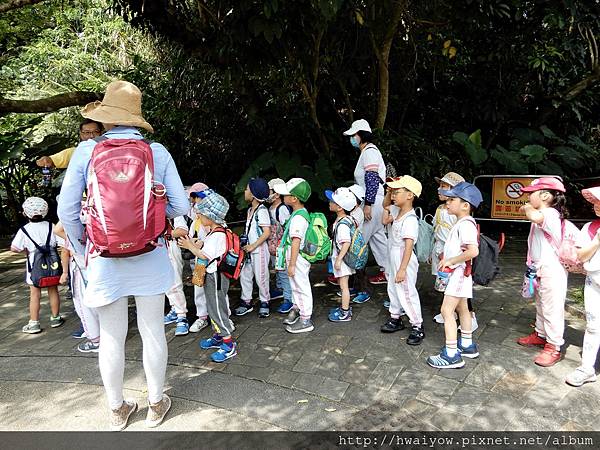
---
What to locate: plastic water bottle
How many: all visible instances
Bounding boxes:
[41,165,52,187]
[435,267,453,292]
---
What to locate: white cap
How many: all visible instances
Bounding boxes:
[343,119,372,136]
[326,187,357,211]
[268,178,285,190]
[348,184,365,202]
[22,197,49,219]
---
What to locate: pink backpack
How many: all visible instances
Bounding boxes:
[542,219,585,274]
[84,137,167,257]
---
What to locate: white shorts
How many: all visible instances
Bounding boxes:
[445,266,472,299]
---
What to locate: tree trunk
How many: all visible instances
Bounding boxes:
[0,0,47,14]
[0,91,102,114]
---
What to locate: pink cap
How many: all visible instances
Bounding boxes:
[520,177,565,193]
[186,182,208,196]
[582,187,600,205]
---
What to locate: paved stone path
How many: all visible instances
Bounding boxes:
[0,236,598,431]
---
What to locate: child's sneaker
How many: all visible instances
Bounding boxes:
[163,307,178,325]
[234,301,253,316]
[270,288,284,300]
[565,367,597,387]
[458,312,479,332]
[534,343,562,367]
[517,331,546,347]
[200,335,223,349]
[433,313,444,324]
[327,274,339,285]
[71,323,86,338]
[174,317,189,336]
[368,272,387,284]
[277,301,294,314]
[210,342,237,362]
[328,307,352,322]
[380,317,404,333]
[336,288,358,298]
[458,338,479,358]
[50,315,64,328]
[283,308,300,325]
[352,292,371,304]
[406,326,425,345]
[427,347,465,369]
[286,318,314,334]
[78,340,100,353]
[258,302,270,318]
[189,317,209,333]
[22,320,41,334]
[383,299,391,309]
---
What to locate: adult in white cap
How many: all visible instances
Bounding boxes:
[343,119,389,286]
[57,80,189,431]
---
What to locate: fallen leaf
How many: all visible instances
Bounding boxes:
[355,358,364,363]
[325,408,337,412]
[297,399,308,404]
[335,349,342,354]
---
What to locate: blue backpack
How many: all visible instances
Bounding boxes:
[414,207,434,263]
[332,216,369,270]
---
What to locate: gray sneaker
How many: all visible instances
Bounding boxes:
[189,317,209,333]
[258,302,270,318]
[283,308,300,325]
[286,318,314,334]
[22,320,41,334]
[50,315,64,328]
[78,340,100,353]
[565,367,597,387]
[109,399,137,431]
[145,394,172,428]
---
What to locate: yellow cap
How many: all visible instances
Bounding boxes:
[386,175,422,197]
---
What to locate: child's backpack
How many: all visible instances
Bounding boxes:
[542,219,585,274]
[463,218,502,286]
[211,227,245,280]
[20,223,63,288]
[84,136,167,258]
[279,209,331,263]
[332,216,369,270]
[268,203,292,256]
[414,207,434,263]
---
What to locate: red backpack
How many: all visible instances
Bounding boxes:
[210,227,245,280]
[84,137,167,257]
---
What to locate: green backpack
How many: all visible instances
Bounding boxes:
[278,209,331,263]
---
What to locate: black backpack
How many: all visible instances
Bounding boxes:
[20,223,63,288]
[472,234,501,286]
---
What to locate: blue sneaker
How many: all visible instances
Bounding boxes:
[328,307,352,322]
[336,288,358,298]
[210,342,237,362]
[458,339,480,359]
[71,323,86,339]
[175,317,189,336]
[277,301,294,314]
[270,289,284,300]
[352,292,371,304]
[200,335,223,350]
[383,299,390,309]
[258,302,270,318]
[427,347,465,369]
[234,302,254,316]
[164,307,178,325]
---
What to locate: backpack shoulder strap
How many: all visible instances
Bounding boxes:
[19,225,45,253]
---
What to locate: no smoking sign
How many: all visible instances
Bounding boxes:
[505,181,524,199]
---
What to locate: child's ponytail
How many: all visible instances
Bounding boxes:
[548,190,568,219]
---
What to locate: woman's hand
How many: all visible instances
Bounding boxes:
[364,204,372,221]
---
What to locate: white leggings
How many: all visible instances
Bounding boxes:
[582,277,600,373]
[70,260,99,341]
[96,295,167,410]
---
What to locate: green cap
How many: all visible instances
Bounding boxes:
[273,177,312,202]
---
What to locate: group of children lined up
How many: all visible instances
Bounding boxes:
[11,172,600,387]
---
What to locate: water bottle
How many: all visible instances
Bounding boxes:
[327,257,333,274]
[435,267,453,292]
[41,165,52,188]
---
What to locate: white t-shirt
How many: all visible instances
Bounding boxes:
[433,204,456,245]
[11,221,60,284]
[443,216,478,269]
[350,206,365,229]
[202,229,228,274]
[270,203,291,227]
[527,207,562,265]
[288,210,309,248]
[387,207,419,249]
[577,222,600,278]
[354,144,386,198]
[246,205,271,253]
[333,217,352,249]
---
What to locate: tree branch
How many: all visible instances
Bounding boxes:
[0,0,47,14]
[0,91,102,113]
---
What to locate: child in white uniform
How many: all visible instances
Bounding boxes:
[235,178,272,318]
[164,215,191,335]
[348,184,370,304]
[380,176,425,345]
[427,182,482,369]
[274,178,315,333]
[566,187,600,386]
[326,187,358,322]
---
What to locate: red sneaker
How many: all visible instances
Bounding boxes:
[368,272,387,285]
[534,343,562,367]
[517,331,546,347]
[327,275,339,286]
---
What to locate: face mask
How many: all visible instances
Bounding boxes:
[350,136,360,148]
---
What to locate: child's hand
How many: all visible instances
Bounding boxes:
[334,257,342,271]
[243,244,255,253]
[177,235,194,250]
[287,263,296,278]
[395,268,406,283]
[438,258,451,271]
[59,273,68,285]
[519,203,531,214]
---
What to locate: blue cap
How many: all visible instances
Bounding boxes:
[439,181,483,208]
[249,178,270,201]
[324,190,335,203]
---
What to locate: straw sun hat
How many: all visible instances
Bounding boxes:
[81,80,154,133]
